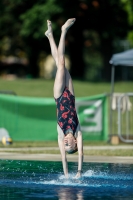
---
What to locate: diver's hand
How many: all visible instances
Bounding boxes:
[65,173,69,179]
[74,171,82,179]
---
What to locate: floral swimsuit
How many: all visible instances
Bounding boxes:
[55,86,79,135]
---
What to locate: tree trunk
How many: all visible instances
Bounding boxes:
[68,29,85,79]
[27,41,40,78]
[100,37,113,81]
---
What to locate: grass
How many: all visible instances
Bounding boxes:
[0,140,129,148]
[0,148,132,157]
[84,149,133,156]
[0,150,133,156]
[0,141,133,156]
[0,141,59,148]
[0,78,132,97]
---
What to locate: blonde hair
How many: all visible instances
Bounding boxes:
[65,146,78,154]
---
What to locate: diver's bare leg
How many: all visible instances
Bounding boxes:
[45,20,58,66]
[54,18,76,98]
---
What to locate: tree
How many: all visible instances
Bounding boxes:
[122,0,133,47]
[59,0,129,80]
[0,0,131,80]
[19,0,63,77]
[0,0,63,77]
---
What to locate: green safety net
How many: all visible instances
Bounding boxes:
[0,94,108,141]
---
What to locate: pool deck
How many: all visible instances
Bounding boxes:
[0,145,133,164]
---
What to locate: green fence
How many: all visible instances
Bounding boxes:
[0,94,108,141]
[76,94,108,141]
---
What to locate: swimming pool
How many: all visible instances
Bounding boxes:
[0,160,133,199]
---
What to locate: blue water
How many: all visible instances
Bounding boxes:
[0,160,133,199]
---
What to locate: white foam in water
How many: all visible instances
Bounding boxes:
[27,173,89,187]
[83,170,94,177]
[59,173,85,181]
[83,169,133,181]
[28,171,94,187]
[18,169,133,189]
[59,175,66,179]
[37,179,88,187]
[83,170,119,180]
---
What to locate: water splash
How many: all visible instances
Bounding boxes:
[0,160,133,199]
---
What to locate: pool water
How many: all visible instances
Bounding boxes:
[0,160,133,200]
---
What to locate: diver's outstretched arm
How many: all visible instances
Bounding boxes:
[58,137,68,178]
[75,131,83,179]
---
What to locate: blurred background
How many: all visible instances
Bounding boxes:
[0,0,133,81]
[0,0,133,145]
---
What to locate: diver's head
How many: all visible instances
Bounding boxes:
[64,129,78,154]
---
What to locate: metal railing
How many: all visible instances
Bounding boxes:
[118,93,133,143]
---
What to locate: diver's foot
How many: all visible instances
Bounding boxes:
[45,20,53,38]
[62,18,76,32]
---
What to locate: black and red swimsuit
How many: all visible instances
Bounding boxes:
[55,86,79,135]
